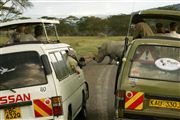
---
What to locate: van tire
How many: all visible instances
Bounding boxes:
[79,92,87,120]
[118,109,124,118]
[85,82,89,99]
[68,105,72,120]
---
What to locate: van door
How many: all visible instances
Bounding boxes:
[0,51,59,120]
[61,50,83,117]
[49,50,83,119]
[123,45,180,118]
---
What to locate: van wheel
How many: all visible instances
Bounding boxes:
[79,93,87,120]
[68,106,72,120]
[118,109,124,118]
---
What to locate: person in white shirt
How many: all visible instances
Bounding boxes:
[166,22,180,38]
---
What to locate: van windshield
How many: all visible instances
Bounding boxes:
[0,51,47,90]
[129,45,180,82]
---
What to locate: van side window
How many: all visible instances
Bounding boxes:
[49,52,69,80]
[49,53,63,80]
[54,52,69,78]
[61,51,74,74]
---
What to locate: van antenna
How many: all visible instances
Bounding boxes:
[126,15,133,37]
[126,0,135,38]
[115,1,136,94]
[124,0,135,50]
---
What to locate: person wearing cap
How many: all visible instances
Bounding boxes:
[132,14,154,39]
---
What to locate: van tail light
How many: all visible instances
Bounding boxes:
[51,96,63,116]
[115,90,125,109]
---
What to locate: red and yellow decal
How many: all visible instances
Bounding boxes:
[33,98,53,117]
[125,91,144,110]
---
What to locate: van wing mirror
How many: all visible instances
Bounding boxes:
[78,57,86,68]
[41,54,52,75]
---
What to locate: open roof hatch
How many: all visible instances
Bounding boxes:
[0,19,60,46]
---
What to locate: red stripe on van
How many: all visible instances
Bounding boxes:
[34,110,43,117]
[125,91,144,110]
[127,95,144,109]
[33,98,53,117]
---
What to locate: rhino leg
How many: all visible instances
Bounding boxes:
[108,57,113,64]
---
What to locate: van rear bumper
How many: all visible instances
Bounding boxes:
[0,101,32,109]
[123,109,180,119]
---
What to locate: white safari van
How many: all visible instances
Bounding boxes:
[0,19,89,120]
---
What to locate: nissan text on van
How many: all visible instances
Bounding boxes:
[0,19,89,120]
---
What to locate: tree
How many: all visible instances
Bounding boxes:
[107,14,130,36]
[57,16,79,36]
[157,4,180,11]
[65,15,79,24]
[41,16,58,20]
[0,0,33,22]
[19,16,31,19]
[77,16,108,36]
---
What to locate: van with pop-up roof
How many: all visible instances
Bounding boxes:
[114,10,180,119]
[0,19,89,120]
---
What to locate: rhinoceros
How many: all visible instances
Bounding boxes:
[94,41,124,64]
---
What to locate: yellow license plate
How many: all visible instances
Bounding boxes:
[149,99,180,109]
[4,107,21,120]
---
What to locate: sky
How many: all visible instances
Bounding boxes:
[23,0,180,18]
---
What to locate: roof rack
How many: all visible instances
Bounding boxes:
[141,36,180,41]
[0,19,59,29]
[0,40,60,48]
[132,10,180,21]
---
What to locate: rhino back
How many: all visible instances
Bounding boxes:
[106,41,124,58]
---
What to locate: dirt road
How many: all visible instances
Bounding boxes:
[83,59,117,120]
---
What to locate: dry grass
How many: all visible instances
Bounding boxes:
[59,36,126,57]
[0,36,128,57]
